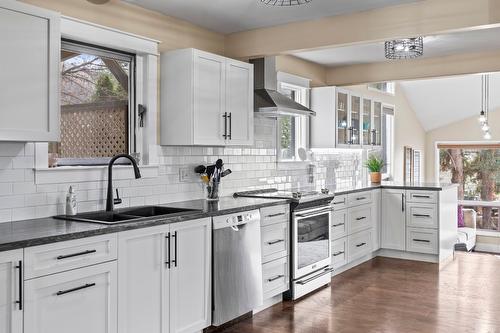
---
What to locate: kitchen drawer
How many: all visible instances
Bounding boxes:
[406,190,438,204]
[262,257,289,299]
[261,222,288,263]
[406,203,438,229]
[347,229,372,263]
[331,209,348,240]
[406,227,438,254]
[24,234,118,279]
[331,237,347,270]
[260,204,289,227]
[331,195,347,210]
[347,191,373,207]
[348,205,372,234]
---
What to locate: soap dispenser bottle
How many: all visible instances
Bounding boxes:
[66,186,77,216]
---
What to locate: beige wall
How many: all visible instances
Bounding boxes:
[22,0,225,54]
[344,83,426,182]
[276,55,327,87]
[425,109,500,183]
[225,0,500,58]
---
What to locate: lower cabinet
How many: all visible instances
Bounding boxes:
[117,218,211,333]
[24,261,117,333]
[347,229,372,262]
[381,189,406,251]
[0,249,23,333]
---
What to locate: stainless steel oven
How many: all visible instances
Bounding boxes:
[291,204,332,298]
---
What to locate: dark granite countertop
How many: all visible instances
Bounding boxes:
[0,196,289,252]
[329,181,459,195]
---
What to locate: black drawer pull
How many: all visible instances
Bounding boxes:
[355,216,367,221]
[333,251,345,257]
[56,249,97,260]
[413,239,430,243]
[267,239,285,245]
[356,197,367,201]
[267,275,284,282]
[266,213,285,218]
[413,214,431,218]
[413,195,431,198]
[332,223,345,227]
[165,233,171,268]
[56,283,96,296]
[333,200,346,205]
[356,242,366,248]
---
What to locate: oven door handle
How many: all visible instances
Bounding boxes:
[295,208,333,218]
[296,267,334,285]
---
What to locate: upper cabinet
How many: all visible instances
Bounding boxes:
[310,86,384,149]
[160,48,254,146]
[0,1,60,142]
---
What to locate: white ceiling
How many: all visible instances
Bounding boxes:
[124,0,418,34]
[399,74,500,131]
[293,27,500,67]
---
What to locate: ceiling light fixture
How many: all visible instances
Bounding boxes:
[384,37,423,60]
[260,0,312,6]
[479,74,493,140]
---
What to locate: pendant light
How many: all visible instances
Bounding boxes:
[385,37,424,60]
[260,0,312,6]
[479,74,492,140]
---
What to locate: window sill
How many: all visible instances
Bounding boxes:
[34,164,159,185]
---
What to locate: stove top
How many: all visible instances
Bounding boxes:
[233,188,334,203]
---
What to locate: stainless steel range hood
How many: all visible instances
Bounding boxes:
[249,57,315,118]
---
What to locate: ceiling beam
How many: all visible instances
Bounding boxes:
[225,0,500,58]
[326,49,500,86]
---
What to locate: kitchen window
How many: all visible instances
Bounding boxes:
[368,82,395,95]
[278,82,309,161]
[381,106,395,179]
[49,40,136,166]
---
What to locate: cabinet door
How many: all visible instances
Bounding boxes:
[362,98,372,146]
[225,59,254,145]
[24,261,117,333]
[350,94,361,146]
[169,218,211,333]
[336,90,349,146]
[0,1,60,142]
[117,226,169,333]
[381,189,406,250]
[371,189,382,251]
[193,50,226,146]
[0,249,23,333]
[372,101,382,146]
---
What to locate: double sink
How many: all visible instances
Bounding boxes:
[56,206,201,225]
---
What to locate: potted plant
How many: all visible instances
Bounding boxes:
[364,154,385,183]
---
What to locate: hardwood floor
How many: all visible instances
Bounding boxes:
[222,253,500,333]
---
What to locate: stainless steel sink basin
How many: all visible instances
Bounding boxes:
[121,206,199,217]
[54,206,201,225]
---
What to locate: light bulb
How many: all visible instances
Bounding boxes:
[479,111,486,123]
[484,131,492,140]
[482,123,490,132]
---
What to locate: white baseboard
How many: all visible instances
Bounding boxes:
[376,249,439,263]
[253,294,282,314]
[332,253,376,277]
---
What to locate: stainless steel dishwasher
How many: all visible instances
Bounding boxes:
[212,209,263,326]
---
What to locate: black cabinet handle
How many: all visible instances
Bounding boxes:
[413,214,431,218]
[413,239,430,243]
[402,193,405,212]
[413,195,431,199]
[355,216,367,221]
[56,249,97,260]
[172,231,178,267]
[228,112,232,140]
[15,261,22,310]
[333,200,346,205]
[332,222,345,227]
[165,232,171,268]
[356,242,366,248]
[222,112,228,139]
[56,283,96,296]
[267,239,285,245]
[267,275,284,282]
[333,251,345,257]
[356,197,366,201]
[266,212,285,218]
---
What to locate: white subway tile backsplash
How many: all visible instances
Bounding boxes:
[0,142,25,157]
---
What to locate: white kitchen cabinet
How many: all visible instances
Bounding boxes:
[117,218,211,333]
[24,261,117,333]
[169,218,211,333]
[371,189,381,251]
[0,249,23,333]
[381,189,406,251]
[0,0,60,142]
[161,48,253,146]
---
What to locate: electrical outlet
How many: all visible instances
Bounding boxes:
[179,167,194,182]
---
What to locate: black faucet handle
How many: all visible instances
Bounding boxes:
[114,188,122,205]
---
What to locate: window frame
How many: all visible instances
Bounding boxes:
[277,81,310,162]
[368,82,396,96]
[381,104,395,180]
[34,16,159,184]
